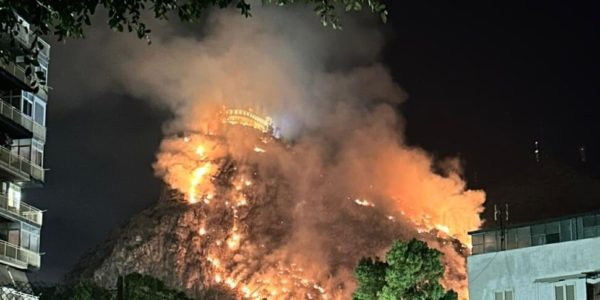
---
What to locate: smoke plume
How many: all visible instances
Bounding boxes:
[69,4,485,299]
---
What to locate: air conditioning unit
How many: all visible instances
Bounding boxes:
[14,15,30,46]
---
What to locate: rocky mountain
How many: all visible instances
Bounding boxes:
[66,190,235,298]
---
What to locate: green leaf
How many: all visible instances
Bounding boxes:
[380,11,387,23]
[354,2,362,11]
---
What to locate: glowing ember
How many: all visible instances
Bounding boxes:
[436,224,451,235]
[188,164,211,204]
[354,198,375,207]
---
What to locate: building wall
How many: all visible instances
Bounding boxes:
[468,236,600,300]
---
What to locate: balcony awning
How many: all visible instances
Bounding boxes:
[534,270,600,283]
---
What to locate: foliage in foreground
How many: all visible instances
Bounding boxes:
[36,273,190,300]
[353,239,458,300]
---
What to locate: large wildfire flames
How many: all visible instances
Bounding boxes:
[153,107,485,299]
[86,7,488,299]
[58,4,486,297]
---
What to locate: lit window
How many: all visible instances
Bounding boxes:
[7,183,21,210]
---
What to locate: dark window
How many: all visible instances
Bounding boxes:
[34,101,44,125]
[472,234,484,254]
[494,290,513,300]
[565,285,575,300]
[517,227,531,248]
[22,100,32,116]
[506,229,518,249]
[555,286,564,300]
[484,231,498,252]
[32,148,42,166]
[560,220,573,241]
[546,233,560,243]
[582,215,600,238]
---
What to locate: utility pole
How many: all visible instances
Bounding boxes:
[494,203,510,250]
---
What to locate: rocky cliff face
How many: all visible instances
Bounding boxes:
[66,191,218,297]
[67,146,470,299]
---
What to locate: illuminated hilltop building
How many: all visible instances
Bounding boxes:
[222,107,281,138]
[468,212,600,300]
[0,14,49,299]
[222,108,274,134]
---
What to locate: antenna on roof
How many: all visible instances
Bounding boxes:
[579,145,587,163]
[534,140,541,163]
[494,203,509,250]
[494,204,499,221]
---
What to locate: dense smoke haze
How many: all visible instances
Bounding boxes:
[102,6,485,298]
[46,4,486,299]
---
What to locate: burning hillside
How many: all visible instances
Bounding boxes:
[69,106,483,299]
[66,7,485,299]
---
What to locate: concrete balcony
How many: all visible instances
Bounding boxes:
[0,60,31,92]
[0,98,46,141]
[0,145,44,183]
[0,195,42,226]
[19,202,42,226]
[0,239,40,270]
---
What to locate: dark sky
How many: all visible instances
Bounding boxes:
[27,1,600,282]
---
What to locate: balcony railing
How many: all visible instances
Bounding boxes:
[19,202,43,225]
[0,239,40,269]
[0,98,46,141]
[0,145,44,183]
[0,60,28,87]
[0,195,42,226]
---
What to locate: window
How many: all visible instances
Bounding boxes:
[10,139,44,165]
[7,183,21,210]
[495,290,513,300]
[34,100,45,125]
[582,215,600,238]
[21,92,33,117]
[560,219,574,241]
[517,227,532,248]
[555,284,575,300]
[7,229,19,245]
[532,222,561,246]
[21,224,40,252]
[505,227,532,250]
[11,139,31,161]
[31,139,44,166]
[472,233,484,254]
[21,92,46,125]
[484,231,499,252]
[22,99,32,116]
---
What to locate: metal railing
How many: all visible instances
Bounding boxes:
[0,195,42,226]
[19,202,42,226]
[0,61,28,87]
[471,212,600,255]
[0,99,46,141]
[0,239,40,269]
[0,145,44,183]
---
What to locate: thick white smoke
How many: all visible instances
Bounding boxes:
[57,4,485,298]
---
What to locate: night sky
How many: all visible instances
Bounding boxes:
[26,1,600,282]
